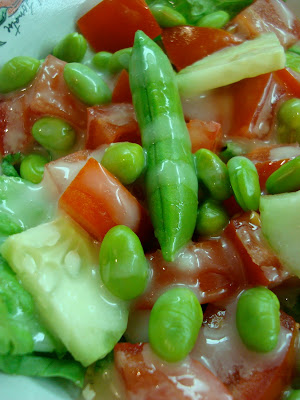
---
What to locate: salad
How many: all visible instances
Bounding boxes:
[0,0,300,399]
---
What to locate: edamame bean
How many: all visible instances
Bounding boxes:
[289,45,300,56]
[0,210,23,236]
[52,33,88,63]
[266,156,300,194]
[99,225,149,301]
[32,117,76,155]
[108,48,132,74]
[64,63,112,106]
[196,11,230,29]
[20,154,48,184]
[236,287,280,353]
[286,52,300,73]
[286,390,300,400]
[196,199,229,236]
[149,287,203,362]
[92,51,112,71]
[277,98,300,143]
[227,156,260,212]
[194,148,232,201]
[0,56,40,94]
[101,142,145,185]
[149,4,186,28]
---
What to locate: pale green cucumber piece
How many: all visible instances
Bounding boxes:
[260,190,300,278]
[1,216,129,366]
[177,33,285,97]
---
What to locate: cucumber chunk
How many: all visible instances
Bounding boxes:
[177,33,285,97]
[260,190,300,278]
[1,216,129,366]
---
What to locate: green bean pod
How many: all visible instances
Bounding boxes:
[194,148,232,201]
[227,156,260,212]
[266,156,300,194]
[149,287,203,362]
[236,287,280,353]
[129,31,198,262]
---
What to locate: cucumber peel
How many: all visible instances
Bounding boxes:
[0,216,129,366]
[177,33,285,97]
[260,190,300,278]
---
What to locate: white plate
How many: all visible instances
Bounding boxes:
[0,0,299,399]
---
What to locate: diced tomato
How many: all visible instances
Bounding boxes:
[193,301,297,400]
[0,90,39,154]
[112,70,132,103]
[186,119,222,153]
[133,236,246,310]
[161,26,242,71]
[227,73,285,140]
[59,157,151,242]
[227,0,300,48]
[77,0,161,53]
[246,144,300,189]
[224,212,288,286]
[274,68,300,98]
[114,343,234,400]
[30,55,87,131]
[86,103,141,149]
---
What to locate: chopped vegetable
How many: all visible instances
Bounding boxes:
[52,33,87,63]
[129,31,198,261]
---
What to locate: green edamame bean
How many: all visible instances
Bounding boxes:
[149,287,203,362]
[108,48,132,74]
[194,148,232,201]
[52,33,88,63]
[149,4,186,28]
[99,225,149,301]
[289,45,300,56]
[236,287,280,353]
[32,117,76,155]
[20,154,48,184]
[196,199,229,237]
[286,390,300,400]
[196,11,230,29]
[220,141,247,163]
[277,98,300,144]
[227,156,260,212]
[0,56,40,94]
[92,51,113,71]
[64,63,112,106]
[266,156,300,194]
[101,142,145,185]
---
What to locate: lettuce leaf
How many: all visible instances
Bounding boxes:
[0,255,64,356]
[0,353,85,387]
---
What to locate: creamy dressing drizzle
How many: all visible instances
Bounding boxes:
[192,295,292,383]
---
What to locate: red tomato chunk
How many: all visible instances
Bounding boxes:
[186,119,222,154]
[112,70,132,104]
[59,157,150,242]
[77,0,161,52]
[114,343,234,400]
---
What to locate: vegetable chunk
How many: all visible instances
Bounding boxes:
[1,216,129,366]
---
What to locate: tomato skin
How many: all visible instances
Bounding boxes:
[30,55,87,131]
[161,26,242,71]
[86,103,141,149]
[227,0,300,48]
[112,70,132,104]
[224,212,288,286]
[186,119,222,154]
[133,236,246,310]
[227,73,285,140]
[59,157,150,242]
[275,68,300,98]
[114,342,234,400]
[77,0,161,53]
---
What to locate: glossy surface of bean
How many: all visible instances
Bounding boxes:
[52,33,87,63]
[266,156,300,194]
[20,154,48,184]
[196,199,229,236]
